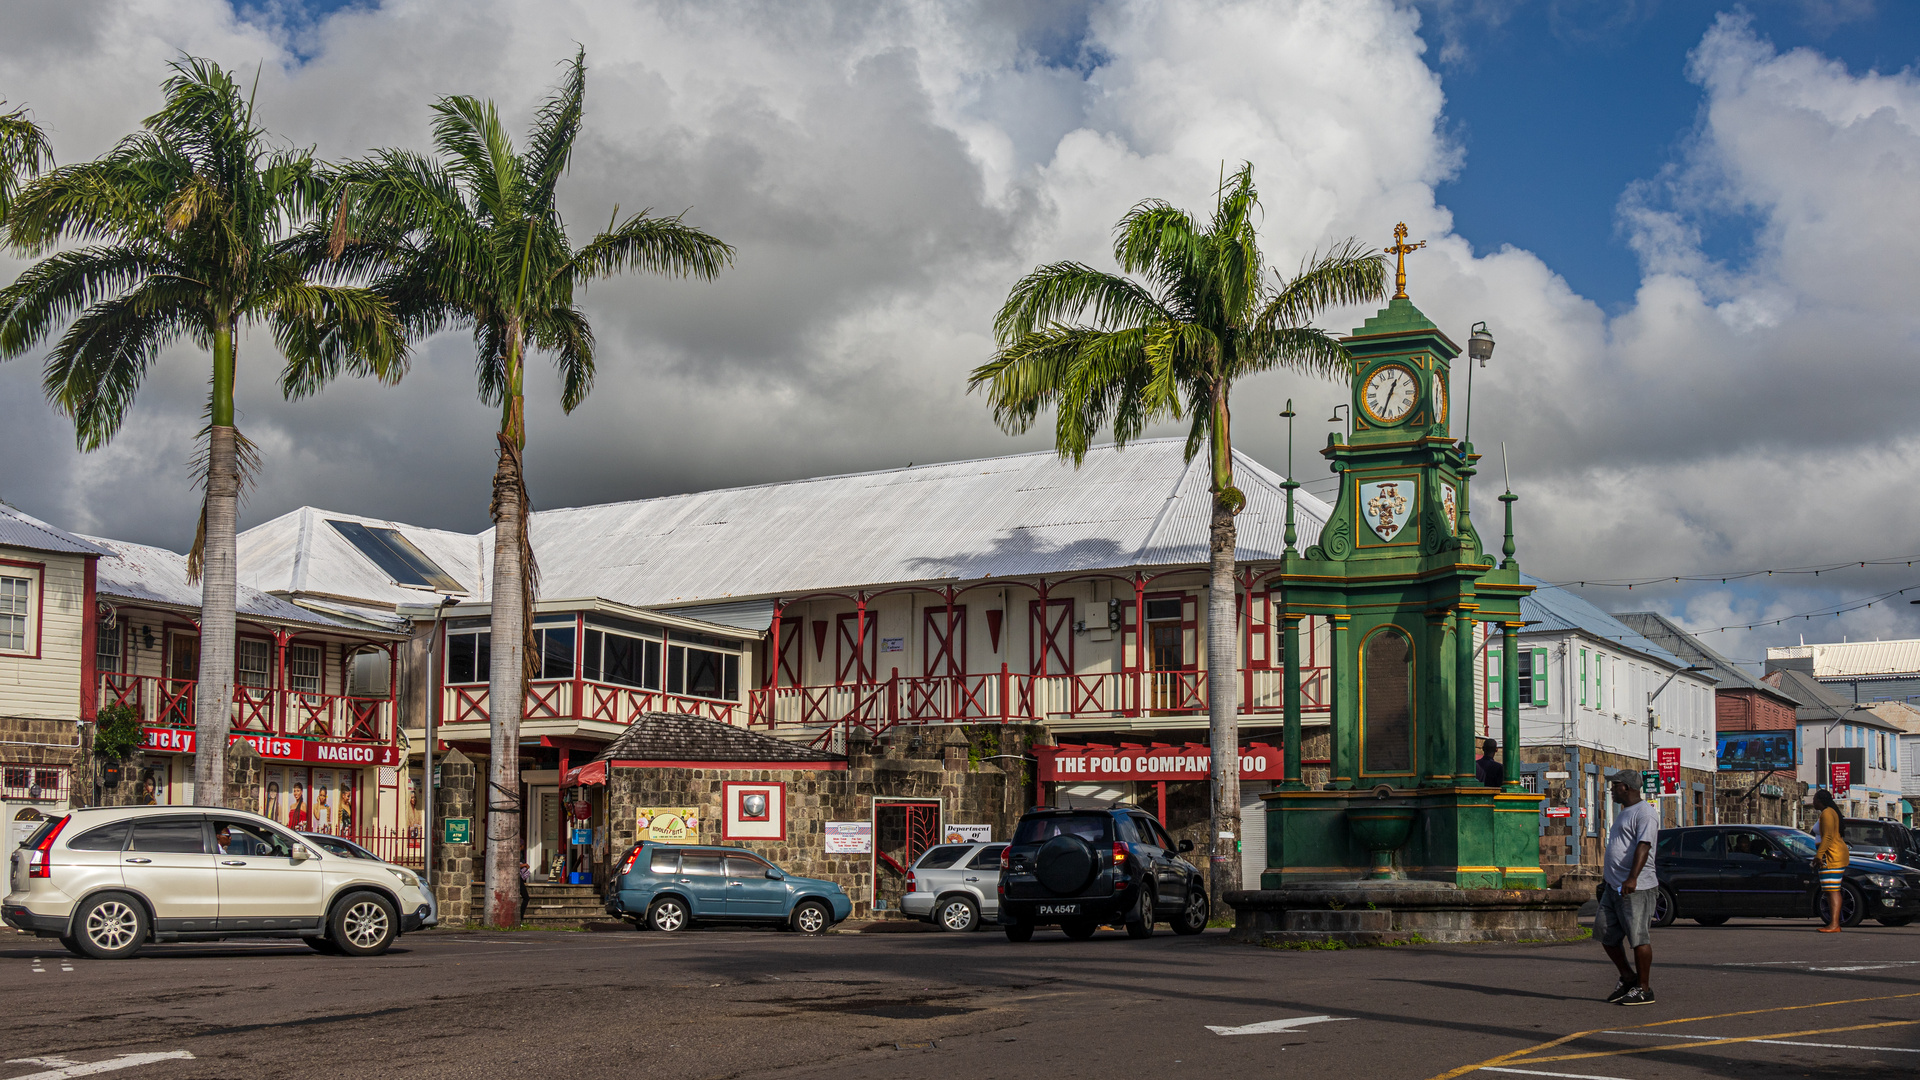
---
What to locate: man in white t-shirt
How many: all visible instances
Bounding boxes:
[1597,769,1660,1006]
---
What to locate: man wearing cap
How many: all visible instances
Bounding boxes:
[1597,768,1660,1006]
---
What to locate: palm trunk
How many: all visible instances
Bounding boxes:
[1205,379,1240,916]
[485,326,530,929]
[192,322,239,806]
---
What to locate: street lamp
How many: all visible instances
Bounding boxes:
[1648,664,1711,820]
[1328,404,1348,441]
[1464,321,1493,446]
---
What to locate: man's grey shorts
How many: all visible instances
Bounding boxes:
[1595,884,1655,948]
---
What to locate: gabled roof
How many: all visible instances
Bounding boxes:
[240,440,1331,613]
[1615,612,1791,702]
[593,711,843,764]
[88,535,397,637]
[1766,639,1920,680]
[1518,578,1690,670]
[1762,668,1905,732]
[0,502,111,557]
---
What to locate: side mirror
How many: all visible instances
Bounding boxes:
[765,868,784,880]
[1178,839,1194,853]
[290,843,311,863]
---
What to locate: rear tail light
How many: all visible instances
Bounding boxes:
[619,847,641,876]
[27,815,68,879]
[907,871,918,893]
[1113,842,1128,868]
[1000,847,1010,870]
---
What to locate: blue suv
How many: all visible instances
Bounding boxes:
[605,842,852,934]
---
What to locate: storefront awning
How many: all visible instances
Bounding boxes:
[563,760,608,787]
[1035,741,1286,782]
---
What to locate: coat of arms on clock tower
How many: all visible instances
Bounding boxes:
[1359,479,1414,541]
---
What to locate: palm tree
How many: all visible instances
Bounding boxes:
[0,100,54,222]
[0,58,405,806]
[324,51,733,927]
[970,163,1384,911]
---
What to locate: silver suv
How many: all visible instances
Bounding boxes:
[5,805,435,959]
[902,842,1006,931]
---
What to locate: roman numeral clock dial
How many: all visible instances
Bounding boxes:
[1362,364,1418,424]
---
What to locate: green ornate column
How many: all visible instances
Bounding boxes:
[1501,621,1522,790]
[1455,606,1478,782]
[1422,612,1451,787]
[1329,614,1354,788]
[1282,613,1305,789]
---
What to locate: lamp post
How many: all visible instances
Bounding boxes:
[1465,321,1494,447]
[1328,404,1349,442]
[1647,664,1711,823]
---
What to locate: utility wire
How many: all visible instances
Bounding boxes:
[1550,553,1920,590]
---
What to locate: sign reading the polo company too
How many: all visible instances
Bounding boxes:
[824,821,873,853]
[139,727,401,767]
[637,807,700,843]
[1035,742,1287,782]
[1359,479,1414,541]
[1656,747,1681,796]
[442,818,471,844]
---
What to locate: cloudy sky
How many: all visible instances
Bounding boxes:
[4,0,1920,669]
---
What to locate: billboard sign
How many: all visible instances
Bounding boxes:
[1830,762,1851,797]
[1717,732,1795,772]
[1656,746,1681,795]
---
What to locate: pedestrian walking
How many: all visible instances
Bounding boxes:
[1597,768,1660,1006]
[1475,739,1504,787]
[518,859,532,924]
[1813,788,1850,933]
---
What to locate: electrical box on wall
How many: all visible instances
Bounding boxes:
[1088,586,1115,642]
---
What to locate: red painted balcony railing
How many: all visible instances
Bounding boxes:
[442,679,744,729]
[99,672,394,745]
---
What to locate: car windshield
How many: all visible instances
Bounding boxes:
[306,834,367,859]
[914,845,972,870]
[1844,822,1904,850]
[1013,814,1112,845]
[1772,831,1818,859]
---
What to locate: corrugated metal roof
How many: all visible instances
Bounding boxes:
[243,440,1332,613]
[1766,640,1920,679]
[0,503,111,557]
[89,535,383,634]
[1615,612,1788,699]
[1520,577,1689,669]
[1764,667,1905,730]
[668,599,780,632]
[238,506,482,608]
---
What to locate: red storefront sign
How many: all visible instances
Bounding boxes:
[1035,742,1286,782]
[141,727,399,768]
[1656,746,1681,795]
[1544,805,1572,819]
[1830,761,1851,797]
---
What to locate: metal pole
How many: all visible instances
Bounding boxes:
[423,615,440,890]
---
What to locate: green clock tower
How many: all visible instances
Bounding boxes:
[1262,225,1546,889]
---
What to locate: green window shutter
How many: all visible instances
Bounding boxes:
[1580,648,1588,706]
[1532,648,1549,707]
[1594,654,1603,712]
[1487,648,1501,708]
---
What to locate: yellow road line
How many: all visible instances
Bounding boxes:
[1423,990,1920,1080]
[1509,1020,1920,1065]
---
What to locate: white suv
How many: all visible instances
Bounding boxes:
[5,805,435,959]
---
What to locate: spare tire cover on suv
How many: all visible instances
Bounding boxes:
[1034,834,1098,894]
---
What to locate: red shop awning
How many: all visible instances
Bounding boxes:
[563,759,608,787]
[1035,741,1285,783]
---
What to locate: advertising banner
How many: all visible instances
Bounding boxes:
[944,824,991,843]
[637,807,700,844]
[139,727,400,767]
[1830,762,1852,797]
[824,821,873,853]
[1036,741,1286,782]
[1656,746,1681,795]
[1716,732,1795,772]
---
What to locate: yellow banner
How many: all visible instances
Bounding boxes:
[638,807,700,844]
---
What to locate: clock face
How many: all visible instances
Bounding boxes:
[1362,364,1419,424]
[1433,374,1447,425]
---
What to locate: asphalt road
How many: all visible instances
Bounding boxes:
[4,918,1918,1080]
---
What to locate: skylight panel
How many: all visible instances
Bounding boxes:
[327,520,466,593]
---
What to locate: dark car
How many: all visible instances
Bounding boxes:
[1651,825,1920,929]
[603,841,852,934]
[996,807,1208,941]
[1841,818,1920,868]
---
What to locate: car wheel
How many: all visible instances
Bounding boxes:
[73,893,146,960]
[58,936,87,958]
[1061,918,1098,940]
[303,936,344,955]
[331,891,398,956]
[791,899,832,936]
[649,897,691,932]
[1838,883,1866,928]
[1171,887,1208,935]
[1877,915,1914,927]
[1005,922,1034,942]
[937,896,979,933]
[1124,886,1155,939]
[1693,915,1729,926]
[1650,887,1677,929]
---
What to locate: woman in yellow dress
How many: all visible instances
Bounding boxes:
[1813,788,1849,933]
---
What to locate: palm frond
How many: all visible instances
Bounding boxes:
[564,210,733,286]
[529,303,594,411]
[1233,324,1354,381]
[1260,239,1385,328]
[271,282,407,397]
[0,245,187,358]
[524,50,586,216]
[0,100,55,221]
[431,95,521,225]
[41,278,202,449]
[991,261,1168,344]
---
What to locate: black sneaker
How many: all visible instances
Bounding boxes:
[1605,980,1633,1004]
[1617,986,1657,1007]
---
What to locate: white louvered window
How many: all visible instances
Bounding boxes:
[288,644,322,694]
[237,639,272,688]
[0,575,28,652]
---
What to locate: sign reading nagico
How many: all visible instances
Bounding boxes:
[139,727,400,767]
[1036,742,1287,782]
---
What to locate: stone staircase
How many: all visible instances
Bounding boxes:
[466,881,616,929]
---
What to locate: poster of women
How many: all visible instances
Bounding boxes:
[262,769,285,822]
[313,771,335,833]
[288,779,311,830]
[336,773,356,835]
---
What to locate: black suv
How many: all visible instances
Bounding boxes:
[997,806,1208,941]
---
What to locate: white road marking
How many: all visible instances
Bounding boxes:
[1807,963,1920,972]
[1720,960,1920,972]
[2,1052,194,1079]
[1602,1029,1920,1054]
[1207,1015,1353,1036]
[1482,1060,1635,1068]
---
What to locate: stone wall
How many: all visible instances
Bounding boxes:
[1717,771,1805,828]
[604,724,1044,920]
[0,716,85,804]
[432,749,478,925]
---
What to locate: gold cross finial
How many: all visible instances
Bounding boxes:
[1386,222,1425,300]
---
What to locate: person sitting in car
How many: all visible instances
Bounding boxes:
[214,825,236,854]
